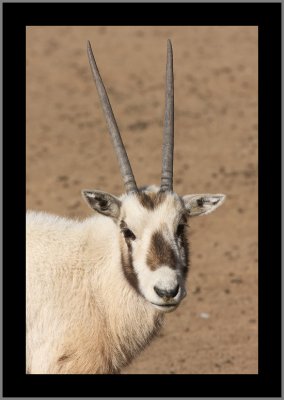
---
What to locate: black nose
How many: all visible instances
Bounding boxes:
[154,284,180,299]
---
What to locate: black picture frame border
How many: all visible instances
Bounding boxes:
[3,2,281,398]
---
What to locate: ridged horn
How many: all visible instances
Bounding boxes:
[160,39,174,192]
[87,41,138,193]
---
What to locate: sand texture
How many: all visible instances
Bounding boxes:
[26,26,258,374]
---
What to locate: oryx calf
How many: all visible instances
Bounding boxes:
[26,40,225,374]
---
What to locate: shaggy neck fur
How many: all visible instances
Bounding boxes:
[26,211,164,374]
[85,215,164,372]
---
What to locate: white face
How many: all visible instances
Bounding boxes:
[118,188,189,312]
[82,185,225,313]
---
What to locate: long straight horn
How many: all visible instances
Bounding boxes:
[160,39,174,192]
[87,41,138,193]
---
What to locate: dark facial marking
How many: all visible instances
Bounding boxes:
[120,220,136,242]
[176,224,185,236]
[176,214,189,236]
[120,223,139,292]
[120,220,127,230]
[123,229,136,240]
[137,190,167,210]
[179,231,189,277]
[120,220,136,244]
[147,231,177,270]
[174,213,190,276]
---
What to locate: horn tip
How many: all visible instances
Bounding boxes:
[87,40,92,53]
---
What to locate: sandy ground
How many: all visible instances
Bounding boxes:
[26,26,258,374]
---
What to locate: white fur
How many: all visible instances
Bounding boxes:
[26,187,225,374]
[119,190,186,305]
[26,210,163,374]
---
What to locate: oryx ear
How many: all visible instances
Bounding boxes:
[182,194,226,217]
[82,190,121,219]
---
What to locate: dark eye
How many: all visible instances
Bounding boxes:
[122,228,136,241]
[176,224,186,236]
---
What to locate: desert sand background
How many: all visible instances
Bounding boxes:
[26,26,258,374]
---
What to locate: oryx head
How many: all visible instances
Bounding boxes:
[82,40,225,312]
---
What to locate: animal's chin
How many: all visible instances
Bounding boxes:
[150,302,179,313]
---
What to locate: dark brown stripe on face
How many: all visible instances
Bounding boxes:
[120,238,139,292]
[179,230,190,277]
[137,190,167,210]
[147,231,177,270]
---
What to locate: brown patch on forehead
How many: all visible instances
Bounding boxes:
[147,231,177,270]
[137,191,167,210]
